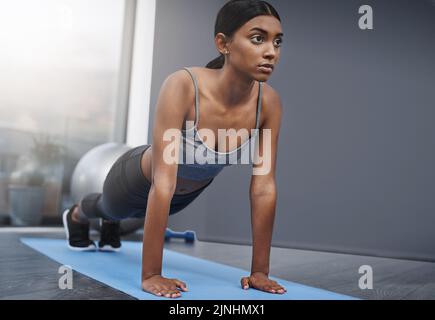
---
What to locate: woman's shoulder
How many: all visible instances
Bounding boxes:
[170,66,205,75]
[261,81,279,100]
[259,82,282,127]
[166,67,195,83]
[165,66,209,90]
[157,69,197,113]
[162,68,199,98]
[178,66,218,79]
[261,82,281,109]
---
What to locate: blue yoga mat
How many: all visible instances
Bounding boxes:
[21,238,358,300]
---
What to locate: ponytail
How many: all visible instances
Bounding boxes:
[205,54,225,69]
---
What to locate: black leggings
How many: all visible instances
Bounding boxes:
[79,144,214,221]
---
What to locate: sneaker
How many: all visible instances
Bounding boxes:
[62,205,96,251]
[98,219,122,252]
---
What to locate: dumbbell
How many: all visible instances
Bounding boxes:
[164,228,196,243]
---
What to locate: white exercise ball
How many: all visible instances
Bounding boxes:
[71,142,131,203]
[70,142,144,235]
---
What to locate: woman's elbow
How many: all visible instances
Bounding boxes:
[151,179,177,197]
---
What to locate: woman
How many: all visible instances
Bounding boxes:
[63,0,285,298]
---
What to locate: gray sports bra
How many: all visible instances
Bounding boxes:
[177,67,263,181]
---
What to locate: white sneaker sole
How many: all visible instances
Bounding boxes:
[62,209,96,252]
[98,245,121,252]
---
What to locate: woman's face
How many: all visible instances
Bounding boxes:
[226,15,283,81]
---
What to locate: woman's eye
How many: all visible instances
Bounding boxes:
[251,35,263,43]
[252,35,283,47]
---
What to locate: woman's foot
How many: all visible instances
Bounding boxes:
[62,205,96,251]
[98,219,122,252]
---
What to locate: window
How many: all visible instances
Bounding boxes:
[0,0,128,224]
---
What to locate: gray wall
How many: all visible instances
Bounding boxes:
[148,0,435,261]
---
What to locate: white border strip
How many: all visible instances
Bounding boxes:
[126,0,156,147]
[0,227,101,236]
[0,227,65,233]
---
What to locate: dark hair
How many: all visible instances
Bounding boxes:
[206,0,281,69]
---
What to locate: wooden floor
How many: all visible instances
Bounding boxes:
[0,227,434,300]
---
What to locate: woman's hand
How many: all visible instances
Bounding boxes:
[240,272,287,294]
[142,275,188,298]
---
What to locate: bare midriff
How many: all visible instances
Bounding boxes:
[140,145,212,195]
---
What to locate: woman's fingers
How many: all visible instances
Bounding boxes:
[273,286,284,293]
[153,290,162,296]
[161,289,181,298]
[150,286,162,296]
[173,279,188,291]
[142,276,186,298]
[238,275,288,294]
[147,285,181,298]
[253,281,287,294]
[266,284,287,294]
[168,290,181,298]
[275,285,287,293]
[159,279,186,298]
[240,277,250,290]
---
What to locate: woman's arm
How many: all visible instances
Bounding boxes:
[249,187,277,276]
[141,70,193,297]
[241,86,286,294]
